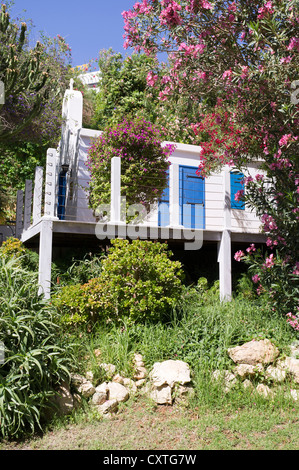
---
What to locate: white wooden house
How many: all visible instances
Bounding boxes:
[17,81,266,300]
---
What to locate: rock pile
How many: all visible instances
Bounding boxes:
[213,339,299,399]
[53,339,299,418]
[145,359,193,405]
[54,354,194,418]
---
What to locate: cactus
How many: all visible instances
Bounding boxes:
[0,4,51,141]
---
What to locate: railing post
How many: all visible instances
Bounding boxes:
[110,156,121,223]
[15,190,24,239]
[32,167,43,225]
[44,149,58,220]
[23,179,33,230]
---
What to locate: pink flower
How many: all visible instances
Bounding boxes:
[240,66,249,79]
[293,262,299,275]
[278,134,292,147]
[159,1,182,26]
[256,284,263,296]
[234,250,245,262]
[246,244,256,254]
[257,1,274,19]
[280,56,292,64]
[197,71,207,80]
[202,1,212,9]
[228,2,237,12]
[146,71,158,86]
[264,253,275,269]
[287,37,299,52]
[255,174,264,182]
[222,69,232,80]
[234,189,244,201]
[252,274,260,284]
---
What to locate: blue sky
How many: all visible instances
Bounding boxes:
[9,1,137,67]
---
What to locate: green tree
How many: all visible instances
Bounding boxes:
[0,4,82,220]
[92,49,164,130]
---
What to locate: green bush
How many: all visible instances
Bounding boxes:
[53,239,184,326]
[0,257,73,439]
[0,237,39,272]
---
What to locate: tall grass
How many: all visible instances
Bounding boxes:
[68,285,298,412]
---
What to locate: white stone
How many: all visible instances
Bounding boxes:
[256,384,273,398]
[150,360,191,388]
[134,366,147,380]
[277,357,299,383]
[92,383,108,405]
[95,382,109,394]
[92,390,107,406]
[150,384,173,405]
[135,379,146,389]
[228,339,279,365]
[134,353,145,367]
[107,382,129,403]
[123,378,138,393]
[78,381,95,398]
[265,365,286,382]
[290,389,299,401]
[86,371,94,381]
[71,373,86,387]
[97,399,119,415]
[235,363,263,378]
[112,374,125,384]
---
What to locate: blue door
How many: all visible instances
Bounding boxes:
[158,170,170,227]
[179,165,205,229]
[57,169,67,220]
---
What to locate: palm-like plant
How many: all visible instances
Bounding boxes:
[0,256,73,439]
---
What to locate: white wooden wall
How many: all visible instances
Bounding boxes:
[74,135,263,234]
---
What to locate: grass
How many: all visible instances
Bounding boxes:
[1,274,298,450]
[1,396,298,450]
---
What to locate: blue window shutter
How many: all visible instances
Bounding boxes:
[179,165,205,229]
[230,171,245,210]
[158,170,170,227]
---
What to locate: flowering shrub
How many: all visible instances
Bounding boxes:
[122,0,299,325]
[235,247,299,334]
[86,118,175,218]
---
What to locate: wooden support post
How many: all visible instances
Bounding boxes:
[38,219,53,299]
[32,167,43,225]
[110,156,121,223]
[218,229,232,301]
[15,190,24,239]
[23,180,33,230]
[218,166,232,301]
